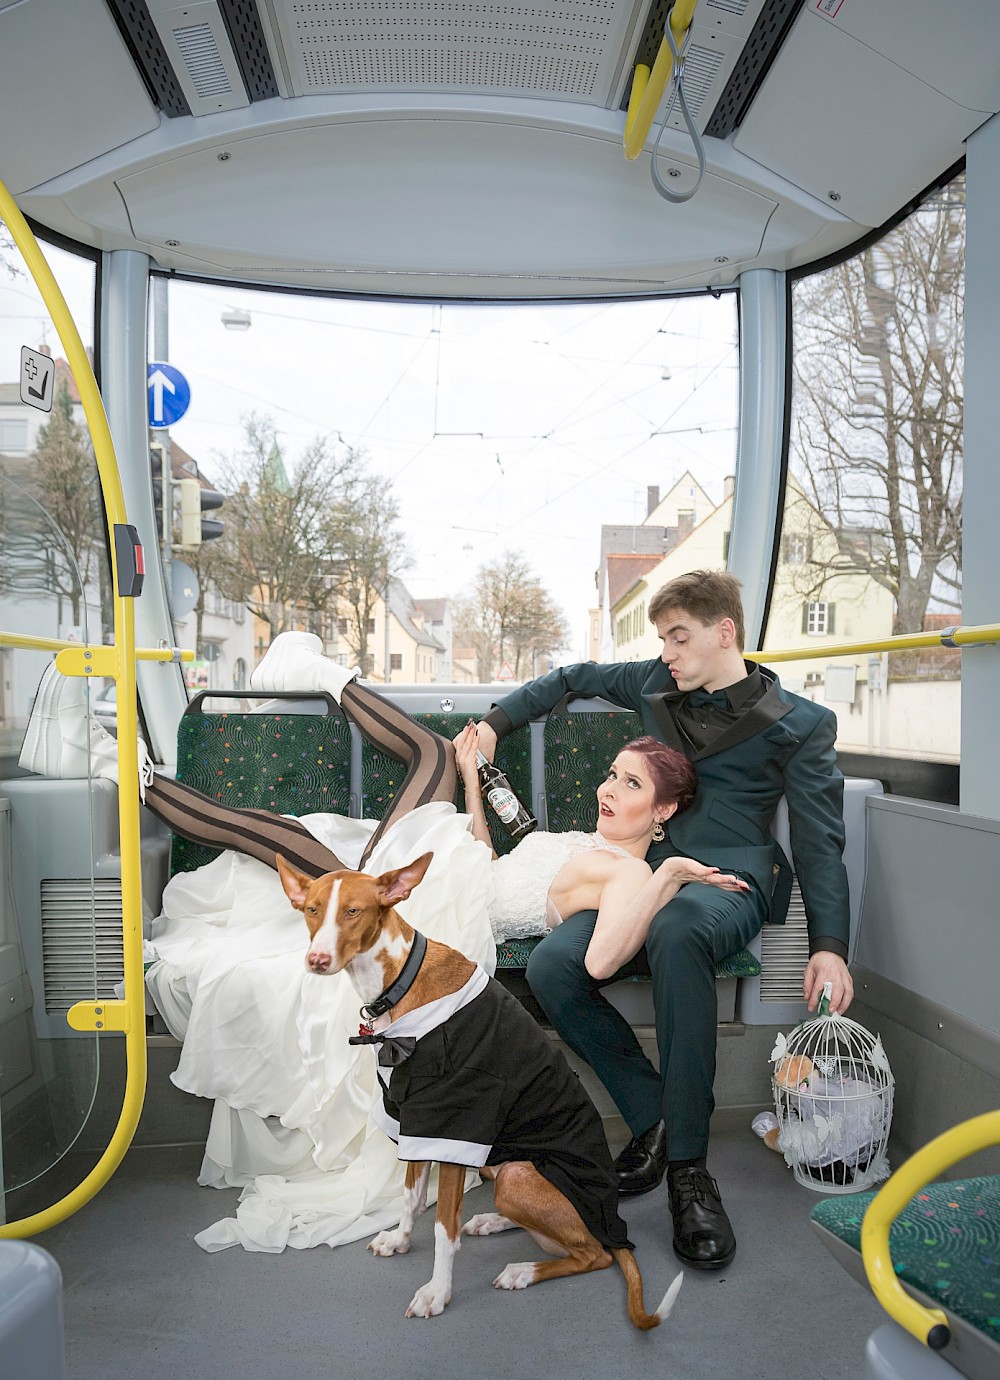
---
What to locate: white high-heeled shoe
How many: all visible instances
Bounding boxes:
[19,661,155,800]
[249,631,360,703]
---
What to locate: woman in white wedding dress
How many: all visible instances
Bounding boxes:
[25,634,747,1254]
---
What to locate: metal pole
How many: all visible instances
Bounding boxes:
[151,278,171,587]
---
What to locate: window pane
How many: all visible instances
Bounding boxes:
[769,175,964,769]
[163,281,738,682]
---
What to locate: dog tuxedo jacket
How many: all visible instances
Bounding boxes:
[370,967,633,1251]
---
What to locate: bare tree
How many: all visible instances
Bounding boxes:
[4,376,111,632]
[325,470,410,675]
[790,177,964,633]
[207,414,351,637]
[453,550,568,682]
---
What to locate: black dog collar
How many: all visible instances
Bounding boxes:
[353,929,428,1026]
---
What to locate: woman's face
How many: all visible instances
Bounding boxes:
[595,749,664,842]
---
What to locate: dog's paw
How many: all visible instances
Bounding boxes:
[368,1228,411,1257]
[405,1282,450,1318]
[493,1262,538,1291]
[462,1213,517,1237]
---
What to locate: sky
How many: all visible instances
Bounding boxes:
[2,236,739,659]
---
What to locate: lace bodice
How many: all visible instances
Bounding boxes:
[488,830,633,943]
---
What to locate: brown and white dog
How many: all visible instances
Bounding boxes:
[276,849,682,1327]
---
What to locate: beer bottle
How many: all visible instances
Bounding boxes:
[475,750,537,840]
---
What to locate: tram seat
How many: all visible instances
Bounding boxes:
[810,1123,1000,1380]
[167,694,759,1014]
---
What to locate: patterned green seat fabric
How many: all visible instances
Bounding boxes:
[811,1176,1000,1347]
[172,710,352,874]
[493,933,760,980]
[543,709,641,833]
[361,714,532,857]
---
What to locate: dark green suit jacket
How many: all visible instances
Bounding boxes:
[485,657,851,959]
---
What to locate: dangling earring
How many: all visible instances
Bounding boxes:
[652,821,665,843]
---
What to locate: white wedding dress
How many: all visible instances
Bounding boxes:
[144,802,630,1254]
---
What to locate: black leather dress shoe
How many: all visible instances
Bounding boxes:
[668,1166,736,1269]
[613,1120,667,1196]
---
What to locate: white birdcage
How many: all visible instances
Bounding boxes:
[769,985,894,1194]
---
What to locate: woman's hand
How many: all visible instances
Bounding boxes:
[452,722,482,798]
[660,857,751,892]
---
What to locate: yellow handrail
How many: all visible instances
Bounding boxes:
[747,622,1000,664]
[861,1109,1000,1350]
[624,0,700,161]
[0,631,193,662]
[0,175,148,1237]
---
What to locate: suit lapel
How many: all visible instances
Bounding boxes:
[643,689,687,753]
[646,680,793,761]
[691,682,792,761]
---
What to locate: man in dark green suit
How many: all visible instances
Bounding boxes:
[472,571,854,1271]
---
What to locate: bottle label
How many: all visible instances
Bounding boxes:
[486,786,520,824]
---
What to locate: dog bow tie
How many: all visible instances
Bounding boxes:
[348,1030,418,1067]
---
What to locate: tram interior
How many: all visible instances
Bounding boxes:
[1,2,1000,1378]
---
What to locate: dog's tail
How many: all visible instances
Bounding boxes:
[611,1249,683,1331]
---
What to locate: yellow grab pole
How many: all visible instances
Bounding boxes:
[861,1110,1000,1349]
[746,622,1000,664]
[624,0,700,161]
[0,176,148,1237]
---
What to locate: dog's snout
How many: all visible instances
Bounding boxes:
[308,949,332,973]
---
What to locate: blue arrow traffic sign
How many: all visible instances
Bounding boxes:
[147,361,191,429]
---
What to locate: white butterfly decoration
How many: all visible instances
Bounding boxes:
[870,1035,891,1074]
[769,1032,788,1065]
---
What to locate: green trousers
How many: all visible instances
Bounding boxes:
[526,881,767,1160]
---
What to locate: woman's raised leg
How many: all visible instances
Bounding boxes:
[340,679,457,868]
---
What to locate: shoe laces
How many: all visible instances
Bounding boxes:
[669,1167,718,1211]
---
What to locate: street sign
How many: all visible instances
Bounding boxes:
[497,660,516,681]
[147,361,191,428]
[20,346,55,412]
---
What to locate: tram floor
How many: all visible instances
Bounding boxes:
[25,1108,885,1380]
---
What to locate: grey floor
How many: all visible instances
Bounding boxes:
[25,1109,885,1380]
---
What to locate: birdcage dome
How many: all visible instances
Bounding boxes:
[769,991,894,1195]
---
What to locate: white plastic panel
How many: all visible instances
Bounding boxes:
[814,0,999,113]
[0,0,159,196]
[113,112,777,293]
[735,11,988,226]
[269,0,636,105]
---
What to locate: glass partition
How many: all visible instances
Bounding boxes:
[770,175,965,770]
[0,229,104,1200]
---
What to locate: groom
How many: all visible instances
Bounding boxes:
[471,570,854,1270]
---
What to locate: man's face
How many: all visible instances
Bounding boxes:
[655,607,736,693]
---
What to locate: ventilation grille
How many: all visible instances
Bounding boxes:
[676,43,724,116]
[758,879,810,1002]
[705,0,752,16]
[103,0,191,117]
[705,0,804,138]
[174,21,235,98]
[41,878,123,1014]
[284,0,616,96]
[219,0,280,100]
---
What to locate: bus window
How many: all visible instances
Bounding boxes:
[769,174,965,784]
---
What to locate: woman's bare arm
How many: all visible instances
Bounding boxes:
[452,722,496,857]
[585,857,751,981]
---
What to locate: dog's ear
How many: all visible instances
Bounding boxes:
[376,851,434,908]
[276,854,313,911]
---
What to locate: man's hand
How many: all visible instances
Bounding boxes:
[803,951,854,1015]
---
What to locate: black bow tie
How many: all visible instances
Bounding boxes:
[687,689,728,709]
[348,1030,418,1067]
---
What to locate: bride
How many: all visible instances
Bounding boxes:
[22,633,747,1254]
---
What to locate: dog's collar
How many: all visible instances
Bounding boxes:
[358,929,428,1022]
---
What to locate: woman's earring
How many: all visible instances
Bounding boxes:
[652,821,665,843]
